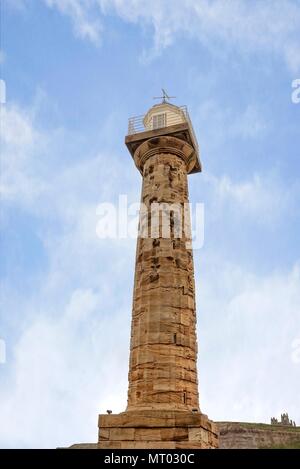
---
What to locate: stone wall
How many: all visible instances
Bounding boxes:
[218,422,300,449]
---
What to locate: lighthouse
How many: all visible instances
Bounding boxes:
[98,92,218,449]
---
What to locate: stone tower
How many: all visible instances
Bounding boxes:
[98,100,218,449]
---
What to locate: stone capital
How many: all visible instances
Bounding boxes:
[133,135,197,175]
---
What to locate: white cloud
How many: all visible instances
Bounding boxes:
[0,104,48,202]
[229,106,268,139]
[0,96,137,447]
[39,0,300,72]
[198,259,300,424]
[45,0,102,44]
[0,100,136,449]
[196,101,268,141]
[105,0,300,72]
[0,288,130,448]
[8,1,300,71]
[1,104,36,147]
[201,171,299,227]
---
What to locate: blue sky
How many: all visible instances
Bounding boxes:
[0,0,300,448]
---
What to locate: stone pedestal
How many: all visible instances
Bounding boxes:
[98,410,218,449]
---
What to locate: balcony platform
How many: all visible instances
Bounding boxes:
[125,122,201,175]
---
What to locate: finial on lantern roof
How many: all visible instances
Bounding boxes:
[153,88,176,104]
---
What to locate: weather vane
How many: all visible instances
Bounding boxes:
[153,89,176,104]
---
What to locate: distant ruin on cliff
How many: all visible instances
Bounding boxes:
[271,413,296,427]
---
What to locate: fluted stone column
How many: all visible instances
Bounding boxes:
[127,136,199,412]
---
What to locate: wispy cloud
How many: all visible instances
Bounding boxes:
[38,0,300,72]
[202,171,299,225]
[199,258,300,423]
[45,0,102,44]
[105,0,300,72]
[10,1,300,70]
[0,287,130,448]
[196,101,269,141]
[0,103,48,202]
[0,97,136,448]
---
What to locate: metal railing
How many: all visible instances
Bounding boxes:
[127,105,199,153]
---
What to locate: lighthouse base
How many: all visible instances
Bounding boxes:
[98,410,219,449]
